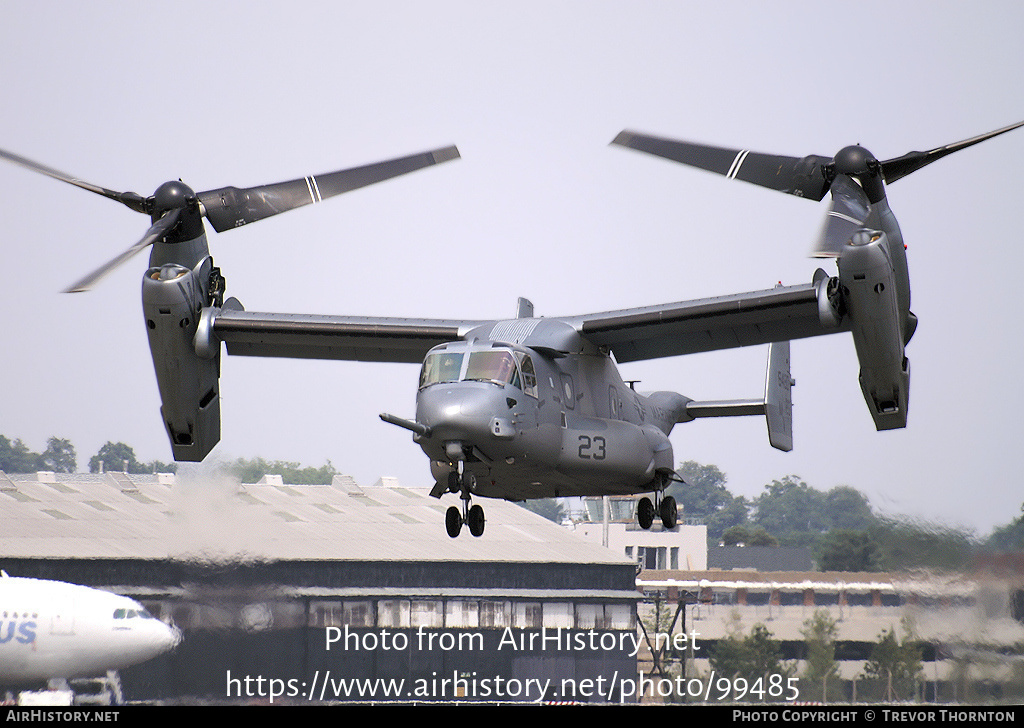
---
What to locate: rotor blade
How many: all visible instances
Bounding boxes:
[63,208,182,293]
[880,119,1024,184]
[197,145,460,233]
[0,148,149,213]
[612,131,833,201]
[812,175,871,258]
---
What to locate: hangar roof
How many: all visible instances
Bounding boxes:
[0,470,628,566]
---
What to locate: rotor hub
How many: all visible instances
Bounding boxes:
[833,145,877,177]
[152,180,196,213]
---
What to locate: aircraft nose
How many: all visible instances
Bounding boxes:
[165,622,183,650]
[133,618,182,660]
[418,383,509,440]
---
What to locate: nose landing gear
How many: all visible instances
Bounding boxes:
[443,466,486,538]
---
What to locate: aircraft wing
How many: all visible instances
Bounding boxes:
[565,274,848,363]
[206,308,484,364]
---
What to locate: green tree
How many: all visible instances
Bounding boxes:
[219,456,338,484]
[709,619,793,698]
[801,610,839,702]
[870,517,975,572]
[89,442,149,474]
[825,486,874,531]
[0,435,42,473]
[752,475,828,545]
[722,525,750,546]
[818,529,881,572]
[148,460,178,474]
[987,504,1024,551]
[40,437,76,473]
[859,623,923,702]
[668,461,748,542]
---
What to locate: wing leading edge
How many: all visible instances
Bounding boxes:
[202,271,843,365]
[205,308,484,364]
[565,272,847,363]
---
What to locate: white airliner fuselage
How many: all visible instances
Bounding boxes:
[0,575,180,683]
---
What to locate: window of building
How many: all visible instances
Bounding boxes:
[513,602,542,628]
[445,600,479,629]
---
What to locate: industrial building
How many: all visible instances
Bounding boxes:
[0,470,639,703]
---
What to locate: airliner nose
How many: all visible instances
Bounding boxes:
[165,622,183,650]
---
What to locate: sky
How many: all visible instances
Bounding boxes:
[1,2,1022,535]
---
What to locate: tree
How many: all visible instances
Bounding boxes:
[860,622,923,702]
[89,442,148,474]
[709,618,793,698]
[722,525,778,547]
[825,486,874,531]
[722,525,750,546]
[801,610,839,702]
[668,461,748,542]
[0,435,42,473]
[818,529,881,572]
[752,475,829,545]
[987,503,1024,551]
[870,517,975,572]
[40,437,76,473]
[219,457,337,484]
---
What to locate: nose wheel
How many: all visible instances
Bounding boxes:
[443,468,486,538]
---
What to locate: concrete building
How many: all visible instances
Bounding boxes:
[569,496,708,571]
[637,568,1024,702]
[0,470,640,703]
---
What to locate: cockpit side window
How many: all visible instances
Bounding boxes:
[465,351,519,386]
[515,352,538,398]
[419,352,464,388]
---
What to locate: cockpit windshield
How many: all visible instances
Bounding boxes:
[419,347,537,397]
[419,352,464,388]
[465,351,520,387]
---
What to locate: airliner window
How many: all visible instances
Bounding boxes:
[465,351,519,387]
[515,352,538,397]
[114,609,126,619]
[419,352,464,388]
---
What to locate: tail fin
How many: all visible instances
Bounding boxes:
[684,340,794,452]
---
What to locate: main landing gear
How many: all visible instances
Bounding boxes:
[444,469,486,538]
[637,489,677,530]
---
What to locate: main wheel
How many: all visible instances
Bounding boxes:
[445,506,463,538]
[467,504,486,537]
[660,495,678,529]
[447,471,460,494]
[637,497,655,530]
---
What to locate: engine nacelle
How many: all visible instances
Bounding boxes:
[142,257,221,461]
[838,230,909,431]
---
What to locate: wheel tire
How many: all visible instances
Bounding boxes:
[445,506,463,538]
[468,504,486,537]
[447,471,460,494]
[660,495,678,529]
[637,497,655,530]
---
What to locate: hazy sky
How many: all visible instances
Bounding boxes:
[2,2,1022,534]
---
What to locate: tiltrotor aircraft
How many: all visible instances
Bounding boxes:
[3,119,1022,537]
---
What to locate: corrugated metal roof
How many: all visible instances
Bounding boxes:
[0,471,628,566]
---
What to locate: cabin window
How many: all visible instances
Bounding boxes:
[515,352,538,397]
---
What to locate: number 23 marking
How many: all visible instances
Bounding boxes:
[578,435,606,460]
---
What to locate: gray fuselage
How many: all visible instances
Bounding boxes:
[414,323,686,501]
